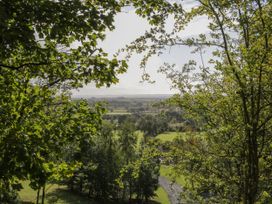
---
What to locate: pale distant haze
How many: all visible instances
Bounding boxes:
[72,4,210,97]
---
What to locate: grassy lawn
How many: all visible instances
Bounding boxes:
[153,187,170,204]
[107,112,132,115]
[107,109,131,115]
[19,180,169,204]
[160,165,187,187]
[156,131,204,142]
[156,132,184,142]
[19,181,97,204]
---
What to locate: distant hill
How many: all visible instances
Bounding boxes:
[72,94,174,115]
[72,94,173,99]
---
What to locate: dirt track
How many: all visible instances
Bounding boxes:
[159,176,183,204]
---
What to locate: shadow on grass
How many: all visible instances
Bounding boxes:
[46,188,160,204]
[137,201,161,204]
[46,188,94,204]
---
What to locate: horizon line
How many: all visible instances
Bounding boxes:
[72,93,176,98]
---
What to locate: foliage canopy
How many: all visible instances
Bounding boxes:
[125,0,272,203]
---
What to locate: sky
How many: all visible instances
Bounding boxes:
[72,3,210,97]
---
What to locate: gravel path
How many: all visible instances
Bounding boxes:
[159,176,183,204]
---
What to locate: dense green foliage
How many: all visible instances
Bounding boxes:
[0,0,127,202]
[3,0,272,203]
[0,0,127,87]
[66,121,160,203]
[0,1,166,202]
[126,0,272,203]
[101,99,188,136]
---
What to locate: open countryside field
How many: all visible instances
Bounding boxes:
[156,132,181,142]
[106,109,131,115]
[87,95,171,115]
[156,132,190,142]
[3,0,271,203]
[156,131,204,142]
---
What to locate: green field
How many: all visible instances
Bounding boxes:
[153,187,170,204]
[156,132,183,142]
[19,181,96,204]
[18,132,187,204]
[156,131,204,143]
[160,165,187,187]
[19,181,170,204]
[107,109,131,115]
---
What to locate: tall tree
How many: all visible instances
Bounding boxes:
[118,140,160,203]
[119,121,137,164]
[125,0,272,203]
[0,0,127,87]
[0,0,127,201]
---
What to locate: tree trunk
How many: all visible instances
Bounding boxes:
[122,184,126,200]
[88,187,92,198]
[41,184,46,204]
[79,179,83,193]
[129,180,132,202]
[244,129,259,204]
[36,188,40,204]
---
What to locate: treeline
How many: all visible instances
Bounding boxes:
[0,95,160,203]
[126,0,272,203]
[87,97,167,114]
[0,0,163,203]
[65,121,160,203]
[104,109,196,137]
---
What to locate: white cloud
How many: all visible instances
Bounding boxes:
[100,11,150,55]
[72,54,176,97]
[72,4,210,97]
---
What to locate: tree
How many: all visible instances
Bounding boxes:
[68,120,123,200]
[0,0,127,201]
[64,114,160,203]
[0,0,128,89]
[125,0,272,203]
[118,140,160,203]
[119,121,137,163]
[137,114,168,138]
[118,121,137,199]
[134,147,160,203]
[31,99,103,204]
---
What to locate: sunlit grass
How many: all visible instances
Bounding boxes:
[160,165,187,187]
[19,181,97,204]
[18,181,37,203]
[107,109,131,115]
[156,131,204,142]
[153,187,170,204]
[19,180,166,204]
[156,132,184,142]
